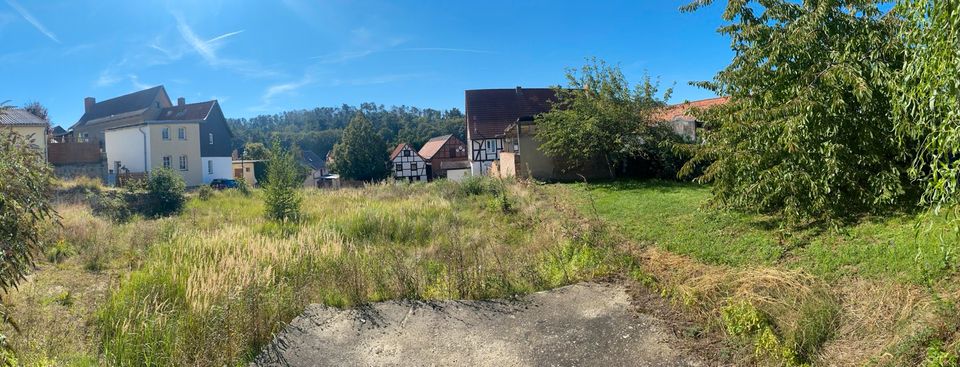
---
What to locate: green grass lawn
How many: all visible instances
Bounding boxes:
[566,180,958,283]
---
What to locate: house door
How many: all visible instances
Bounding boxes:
[234,168,243,179]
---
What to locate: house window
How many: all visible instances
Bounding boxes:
[395,163,403,172]
[207,160,213,174]
[486,140,495,151]
[178,127,186,140]
[410,162,418,171]
[162,155,171,169]
[403,150,410,157]
[162,128,170,140]
[209,133,214,145]
[179,155,188,171]
[245,167,250,172]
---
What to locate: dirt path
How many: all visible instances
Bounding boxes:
[253,282,704,366]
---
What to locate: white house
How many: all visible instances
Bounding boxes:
[390,143,427,182]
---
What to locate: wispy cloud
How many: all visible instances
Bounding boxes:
[400,47,494,54]
[206,30,244,44]
[250,77,313,112]
[128,74,152,90]
[95,70,121,87]
[6,0,59,43]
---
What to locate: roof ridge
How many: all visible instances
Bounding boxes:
[93,85,164,106]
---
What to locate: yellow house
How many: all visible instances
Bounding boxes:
[104,122,203,186]
[0,109,49,157]
[232,159,264,186]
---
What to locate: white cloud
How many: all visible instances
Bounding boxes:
[128,74,152,90]
[95,70,121,87]
[6,0,59,43]
[264,78,312,101]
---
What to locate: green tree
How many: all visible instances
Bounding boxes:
[147,168,186,217]
[263,139,302,222]
[680,0,913,222]
[0,105,56,360]
[894,0,960,209]
[243,142,269,160]
[535,58,672,178]
[330,113,389,181]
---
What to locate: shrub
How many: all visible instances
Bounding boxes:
[146,168,186,217]
[197,185,214,201]
[44,239,75,263]
[234,177,251,196]
[87,191,133,223]
[263,139,302,222]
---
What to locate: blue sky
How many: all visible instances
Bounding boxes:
[0,0,732,128]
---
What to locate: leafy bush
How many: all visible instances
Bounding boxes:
[87,191,133,223]
[234,177,251,196]
[197,185,214,201]
[0,125,56,360]
[680,0,914,222]
[146,168,186,217]
[263,139,302,222]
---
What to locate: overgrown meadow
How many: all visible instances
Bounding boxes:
[2,177,623,366]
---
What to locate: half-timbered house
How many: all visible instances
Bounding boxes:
[390,143,427,182]
[464,87,557,175]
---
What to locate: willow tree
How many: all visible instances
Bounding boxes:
[894,0,960,210]
[681,0,914,221]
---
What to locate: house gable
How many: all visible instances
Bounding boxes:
[390,143,427,181]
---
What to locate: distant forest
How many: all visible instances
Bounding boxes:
[227,103,466,157]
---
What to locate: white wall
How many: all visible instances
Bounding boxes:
[202,156,234,184]
[105,127,150,173]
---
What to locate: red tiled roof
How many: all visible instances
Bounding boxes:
[156,101,216,121]
[418,134,458,160]
[465,88,557,139]
[653,96,730,122]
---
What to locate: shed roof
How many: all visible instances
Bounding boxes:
[418,134,463,160]
[0,109,48,127]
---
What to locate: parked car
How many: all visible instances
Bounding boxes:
[210,178,238,190]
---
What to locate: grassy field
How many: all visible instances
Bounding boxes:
[564,180,960,366]
[1,178,623,366]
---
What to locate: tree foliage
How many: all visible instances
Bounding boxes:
[263,138,303,222]
[242,142,268,160]
[21,101,48,123]
[535,58,673,178]
[894,0,960,209]
[147,168,186,217]
[681,0,913,221]
[229,103,464,158]
[330,113,389,181]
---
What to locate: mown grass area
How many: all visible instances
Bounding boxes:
[568,180,957,284]
[564,180,960,366]
[2,177,624,366]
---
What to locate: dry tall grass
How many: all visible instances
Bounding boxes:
[95,178,623,365]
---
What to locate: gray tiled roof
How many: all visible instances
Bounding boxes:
[0,109,48,126]
[72,85,166,128]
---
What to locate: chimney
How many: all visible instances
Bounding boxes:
[177,97,185,106]
[84,97,95,112]
[515,86,523,95]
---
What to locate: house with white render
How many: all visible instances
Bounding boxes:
[71,86,234,186]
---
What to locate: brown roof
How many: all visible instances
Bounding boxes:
[653,96,729,122]
[465,88,557,139]
[0,109,48,127]
[390,143,416,161]
[156,101,216,121]
[418,134,461,160]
